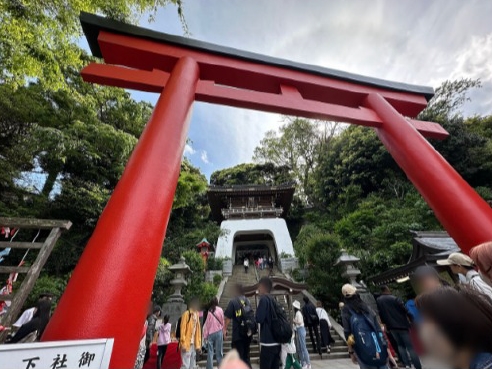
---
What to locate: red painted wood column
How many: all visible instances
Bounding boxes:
[42,56,199,368]
[365,93,492,253]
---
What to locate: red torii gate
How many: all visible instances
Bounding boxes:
[42,12,492,368]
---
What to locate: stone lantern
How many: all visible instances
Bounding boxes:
[335,250,363,287]
[162,256,191,330]
[167,256,191,303]
[335,250,378,312]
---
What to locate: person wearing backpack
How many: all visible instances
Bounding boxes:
[293,300,311,369]
[256,277,293,369]
[224,284,254,368]
[301,296,322,356]
[341,284,388,369]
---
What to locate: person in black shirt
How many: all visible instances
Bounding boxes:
[377,286,422,369]
[223,284,252,368]
[301,296,322,356]
[256,277,280,369]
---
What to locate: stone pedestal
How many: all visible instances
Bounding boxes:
[206,270,223,282]
[162,301,187,330]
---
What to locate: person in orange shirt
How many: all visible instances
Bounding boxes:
[179,297,202,369]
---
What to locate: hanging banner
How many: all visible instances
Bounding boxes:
[0,338,113,369]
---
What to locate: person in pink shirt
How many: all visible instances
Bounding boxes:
[203,297,225,369]
[157,315,171,369]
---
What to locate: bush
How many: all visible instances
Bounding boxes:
[213,274,222,287]
[24,274,68,309]
[207,257,224,271]
[198,282,218,306]
[291,268,304,282]
[305,234,344,309]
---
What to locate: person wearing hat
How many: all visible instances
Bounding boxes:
[437,252,492,299]
[293,300,311,369]
[341,284,388,369]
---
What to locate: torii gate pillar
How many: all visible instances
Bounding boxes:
[42,12,492,369]
[42,56,199,368]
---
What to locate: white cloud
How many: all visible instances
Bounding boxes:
[184,143,195,156]
[201,150,210,164]
[140,1,492,176]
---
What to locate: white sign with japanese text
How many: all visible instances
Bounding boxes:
[0,338,114,369]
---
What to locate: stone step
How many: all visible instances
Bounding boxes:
[212,264,348,368]
[197,350,349,366]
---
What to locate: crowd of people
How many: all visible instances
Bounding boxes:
[339,245,492,369]
[140,278,338,369]
[5,242,492,369]
[238,253,275,274]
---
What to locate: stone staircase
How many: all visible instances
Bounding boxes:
[207,265,348,365]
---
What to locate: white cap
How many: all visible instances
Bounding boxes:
[437,252,474,267]
[341,284,357,297]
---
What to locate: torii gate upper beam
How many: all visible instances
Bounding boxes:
[79,13,446,138]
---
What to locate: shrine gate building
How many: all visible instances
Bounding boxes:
[208,183,296,268]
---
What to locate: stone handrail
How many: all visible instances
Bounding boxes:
[216,276,229,303]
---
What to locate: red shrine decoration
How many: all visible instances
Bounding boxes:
[42,13,492,368]
[196,238,213,268]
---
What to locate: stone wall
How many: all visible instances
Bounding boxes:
[280,257,299,272]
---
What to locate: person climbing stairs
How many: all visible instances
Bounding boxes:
[198,265,348,366]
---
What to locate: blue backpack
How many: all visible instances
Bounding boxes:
[348,308,388,366]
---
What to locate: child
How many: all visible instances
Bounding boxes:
[282,333,301,369]
[157,315,171,369]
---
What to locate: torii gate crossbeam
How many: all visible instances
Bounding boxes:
[42,12,492,368]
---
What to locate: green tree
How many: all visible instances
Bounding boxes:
[174,159,208,210]
[0,0,186,90]
[182,250,217,305]
[210,162,293,186]
[293,224,326,267]
[315,125,400,213]
[152,258,173,306]
[303,233,344,309]
[253,117,340,200]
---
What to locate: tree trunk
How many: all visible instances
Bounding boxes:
[42,170,58,198]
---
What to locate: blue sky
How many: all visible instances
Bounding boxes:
[126,0,492,179]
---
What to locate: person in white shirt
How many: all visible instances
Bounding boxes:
[293,300,311,369]
[315,301,333,354]
[13,307,35,328]
[437,252,492,299]
[243,258,249,274]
